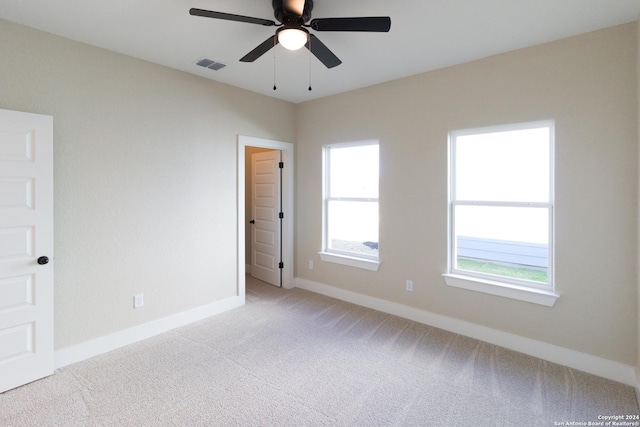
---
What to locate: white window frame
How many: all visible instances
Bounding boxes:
[319,140,380,271]
[443,121,559,306]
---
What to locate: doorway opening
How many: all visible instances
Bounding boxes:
[237,136,294,300]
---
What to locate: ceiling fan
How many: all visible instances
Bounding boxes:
[189,0,391,69]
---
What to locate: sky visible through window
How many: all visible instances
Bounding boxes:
[328,144,379,249]
[455,127,550,244]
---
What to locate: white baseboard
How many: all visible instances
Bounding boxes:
[295,278,638,387]
[55,295,244,369]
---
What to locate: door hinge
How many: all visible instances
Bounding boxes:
[279,161,284,169]
[279,212,284,219]
[279,262,284,269]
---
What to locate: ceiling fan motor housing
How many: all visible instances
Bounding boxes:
[273,0,313,24]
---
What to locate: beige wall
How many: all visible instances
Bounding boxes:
[296,23,638,365]
[0,19,295,349]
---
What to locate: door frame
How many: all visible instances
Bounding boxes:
[237,135,294,298]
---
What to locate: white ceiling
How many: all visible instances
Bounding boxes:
[1,0,639,104]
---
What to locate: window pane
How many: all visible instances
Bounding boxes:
[454,205,549,283]
[455,127,550,202]
[328,200,378,256]
[329,144,379,198]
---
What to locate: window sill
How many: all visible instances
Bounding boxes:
[442,273,559,307]
[319,252,380,271]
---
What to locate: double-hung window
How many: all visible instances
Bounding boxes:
[320,141,380,271]
[444,121,558,306]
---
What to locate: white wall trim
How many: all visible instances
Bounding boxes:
[295,277,638,387]
[443,273,559,307]
[55,295,244,369]
[319,251,381,271]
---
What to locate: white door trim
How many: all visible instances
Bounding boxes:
[237,136,294,298]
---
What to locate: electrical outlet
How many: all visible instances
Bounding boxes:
[406,280,413,292]
[308,260,314,270]
[133,294,144,308]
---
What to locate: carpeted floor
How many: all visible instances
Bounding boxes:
[1,276,638,426]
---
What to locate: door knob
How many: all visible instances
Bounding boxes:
[249,220,255,224]
[37,256,49,265]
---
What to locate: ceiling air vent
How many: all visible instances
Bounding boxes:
[195,57,226,71]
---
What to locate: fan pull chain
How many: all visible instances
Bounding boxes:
[308,35,312,91]
[273,37,277,91]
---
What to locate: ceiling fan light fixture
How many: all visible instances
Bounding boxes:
[277,27,308,51]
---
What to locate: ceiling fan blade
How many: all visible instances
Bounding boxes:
[305,34,342,68]
[310,17,391,32]
[283,0,305,17]
[189,8,276,26]
[240,35,279,62]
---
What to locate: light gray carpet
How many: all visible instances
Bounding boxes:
[1,276,638,426]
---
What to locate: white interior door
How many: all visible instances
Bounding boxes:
[0,109,54,393]
[251,150,281,287]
